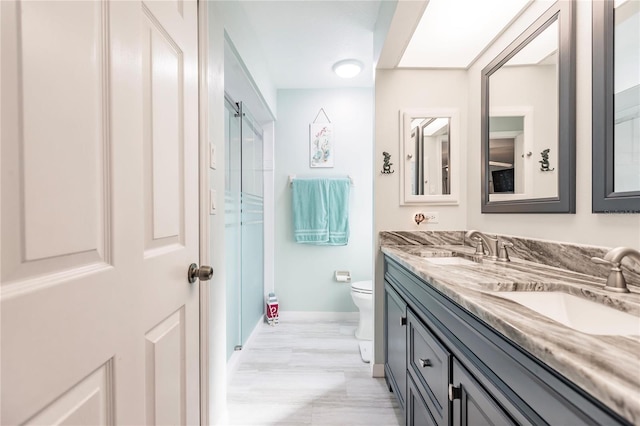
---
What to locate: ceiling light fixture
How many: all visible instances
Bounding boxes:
[333,59,363,78]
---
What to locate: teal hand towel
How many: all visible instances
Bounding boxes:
[292,179,329,243]
[325,178,350,246]
[292,178,350,245]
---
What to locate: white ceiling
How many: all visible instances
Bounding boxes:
[234,0,538,91]
[238,0,384,89]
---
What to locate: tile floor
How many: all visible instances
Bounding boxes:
[225,319,403,425]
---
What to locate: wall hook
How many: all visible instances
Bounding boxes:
[539,149,554,171]
[381,151,394,174]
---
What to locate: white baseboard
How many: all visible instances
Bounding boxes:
[372,363,385,378]
[277,311,358,322]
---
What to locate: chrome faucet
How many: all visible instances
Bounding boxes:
[465,230,513,262]
[591,247,640,293]
[466,230,499,260]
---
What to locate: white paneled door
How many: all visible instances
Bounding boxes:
[1,1,200,424]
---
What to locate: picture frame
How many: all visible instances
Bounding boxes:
[309,123,334,168]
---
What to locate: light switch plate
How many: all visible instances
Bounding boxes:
[210,189,217,214]
[209,143,217,169]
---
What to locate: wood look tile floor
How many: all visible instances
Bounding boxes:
[226,319,403,425]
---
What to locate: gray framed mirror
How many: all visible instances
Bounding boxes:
[481,1,575,213]
[593,0,640,213]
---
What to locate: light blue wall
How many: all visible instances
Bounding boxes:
[274,88,374,312]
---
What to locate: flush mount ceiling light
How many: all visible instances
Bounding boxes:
[332,59,363,78]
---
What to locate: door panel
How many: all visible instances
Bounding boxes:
[20,1,106,262]
[1,1,200,424]
[145,308,186,426]
[142,5,185,252]
[25,362,115,426]
[1,0,110,290]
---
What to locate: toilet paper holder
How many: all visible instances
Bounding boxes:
[335,270,351,282]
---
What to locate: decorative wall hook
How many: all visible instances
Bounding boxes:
[381,151,394,174]
[539,149,554,171]
[414,213,426,225]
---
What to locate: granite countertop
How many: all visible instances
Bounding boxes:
[381,244,640,424]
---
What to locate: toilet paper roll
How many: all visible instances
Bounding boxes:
[335,270,351,282]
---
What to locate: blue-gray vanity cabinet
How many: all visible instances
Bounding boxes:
[385,282,407,411]
[383,255,631,426]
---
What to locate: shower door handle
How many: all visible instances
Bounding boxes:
[187,263,213,283]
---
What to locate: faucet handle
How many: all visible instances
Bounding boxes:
[497,241,513,262]
[590,257,619,268]
[591,257,629,293]
[471,237,485,255]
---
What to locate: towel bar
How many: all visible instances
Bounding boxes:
[288,175,354,187]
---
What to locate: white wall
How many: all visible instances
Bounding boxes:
[373,69,468,371]
[466,0,640,247]
[206,3,227,424]
[274,88,374,312]
[219,1,278,117]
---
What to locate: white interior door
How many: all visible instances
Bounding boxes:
[1,1,200,424]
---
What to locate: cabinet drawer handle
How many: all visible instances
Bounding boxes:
[400,316,407,326]
[419,358,432,368]
[448,384,461,401]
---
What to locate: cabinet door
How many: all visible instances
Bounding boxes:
[385,283,407,409]
[452,359,516,426]
[407,374,438,426]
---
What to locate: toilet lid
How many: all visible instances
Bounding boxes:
[351,280,372,293]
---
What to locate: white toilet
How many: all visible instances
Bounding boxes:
[350,280,373,340]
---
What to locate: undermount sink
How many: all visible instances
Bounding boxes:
[496,291,640,336]
[423,256,478,266]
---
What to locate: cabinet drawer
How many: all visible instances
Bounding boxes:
[407,309,450,426]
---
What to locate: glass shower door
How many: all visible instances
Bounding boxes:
[240,106,264,345]
[225,98,242,359]
[224,98,264,359]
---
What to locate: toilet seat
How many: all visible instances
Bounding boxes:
[351,280,372,295]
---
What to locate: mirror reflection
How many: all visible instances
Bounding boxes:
[613,0,640,193]
[409,117,450,196]
[488,20,558,202]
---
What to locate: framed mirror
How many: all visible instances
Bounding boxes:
[481,1,575,213]
[593,0,640,213]
[400,108,460,205]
